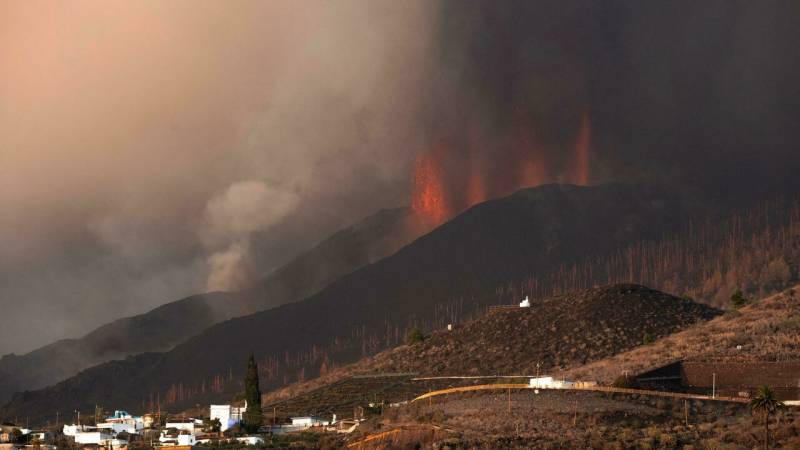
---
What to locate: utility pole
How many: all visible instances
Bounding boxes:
[712,373,716,398]
[573,399,578,426]
[56,411,59,428]
[684,400,688,427]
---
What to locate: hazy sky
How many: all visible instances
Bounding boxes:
[2,0,799,355]
[0,1,437,354]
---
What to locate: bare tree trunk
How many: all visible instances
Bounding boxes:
[765,411,770,450]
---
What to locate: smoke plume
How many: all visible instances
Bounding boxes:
[1,0,799,355]
[202,181,300,291]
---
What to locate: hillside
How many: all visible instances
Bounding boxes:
[0,292,233,406]
[262,284,720,415]
[0,183,694,424]
[560,285,800,384]
[0,207,424,404]
[352,284,720,376]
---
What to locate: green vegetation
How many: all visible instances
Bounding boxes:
[242,354,264,432]
[730,289,749,308]
[407,328,424,345]
[642,332,655,345]
[203,417,222,433]
[750,385,784,450]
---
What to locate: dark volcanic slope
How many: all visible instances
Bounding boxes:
[363,284,721,376]
[0,207,423,404]
[2,183,693,424]
[0,292,234,406]
[265,284,721,418]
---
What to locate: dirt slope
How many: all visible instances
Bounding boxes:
[261,284,720,407]
[561,285,800,384]
[362,284,721,376]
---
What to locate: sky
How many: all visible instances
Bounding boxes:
[2,0,799,355]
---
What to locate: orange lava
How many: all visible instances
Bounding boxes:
[565,111,591,186]
[411,151,449,225]
[411,109,591,225]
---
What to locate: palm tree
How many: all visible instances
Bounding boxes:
[750,385,784,449]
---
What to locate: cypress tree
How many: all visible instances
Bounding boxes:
[242,354,263,432]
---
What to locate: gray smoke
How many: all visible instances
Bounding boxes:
[2,0,799,356]
[0,1,436,354]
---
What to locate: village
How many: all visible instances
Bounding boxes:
[0,402,357,450]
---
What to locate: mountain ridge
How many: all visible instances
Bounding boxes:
[0,183,695,424]
[0,206,425,404]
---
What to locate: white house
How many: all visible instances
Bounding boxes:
[290,417,329,428]
[235,436,264,445]
[159,429,196,446]
[209,403,246,432]
[164,419,201,434]
[73,431,121,446]
[62,425,86,437]
[529,376,575,389]
[519,296,531,308]
[96,410,144,435]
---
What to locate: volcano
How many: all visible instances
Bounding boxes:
[411,111,593,226]
[1,183,696,424]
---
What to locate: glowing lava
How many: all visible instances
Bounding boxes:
[411,151,449,225]
[410,110,592,224]
[565,111,591,186]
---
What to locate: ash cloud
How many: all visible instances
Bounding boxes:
[202,181,300,291]
[0,0,436,354]
[2,0,799,355]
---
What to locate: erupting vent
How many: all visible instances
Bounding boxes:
[411,150,449,225]
[411,111,593,225]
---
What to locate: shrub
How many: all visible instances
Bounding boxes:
[407,328,424,345]
[643,332,655,345]
[730,289,749,308]
[660,433,677,448]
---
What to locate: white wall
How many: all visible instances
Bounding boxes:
[73,432,114,445]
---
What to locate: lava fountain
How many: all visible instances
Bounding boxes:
[411,111,592,225]
[564,111,591,186]
[410,149,449,225]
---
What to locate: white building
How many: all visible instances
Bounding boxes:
[519,296,531,308]
[235,436,264,445]
[159,430,196,446]
[97,410,145,435]
[529,376,575,389]
[209,403,246,432]
[164,419,202,434]
[62,425,85,437]
[290,417,329,428]
[73,430,126,446]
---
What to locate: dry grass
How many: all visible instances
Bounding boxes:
[356,389,800,449]
[560,285,800,384]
